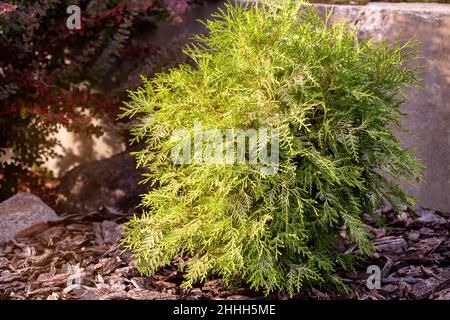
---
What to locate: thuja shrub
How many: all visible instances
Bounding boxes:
[121,0,421,294]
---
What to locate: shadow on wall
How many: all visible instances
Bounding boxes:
[44,117,127,177]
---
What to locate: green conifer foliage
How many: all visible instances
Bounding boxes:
[120,0,421,295]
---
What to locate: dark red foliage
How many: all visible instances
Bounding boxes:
[0,0,211,200]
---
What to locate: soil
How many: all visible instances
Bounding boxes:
[1,205,449,300]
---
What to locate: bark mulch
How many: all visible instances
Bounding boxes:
[1,206,449,300]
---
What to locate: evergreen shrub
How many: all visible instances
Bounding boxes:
[121,0,421,294]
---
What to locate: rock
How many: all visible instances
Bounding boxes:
[313,2,450,213]
[0,192,59,243]
[58,149,151,213]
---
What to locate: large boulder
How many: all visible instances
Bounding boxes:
[58,149,151,213]
[313,2,450,211]
[0,192,59,243]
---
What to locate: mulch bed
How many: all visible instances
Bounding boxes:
[1,206,449,300]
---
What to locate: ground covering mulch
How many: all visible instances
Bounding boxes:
[1,205,449,300]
